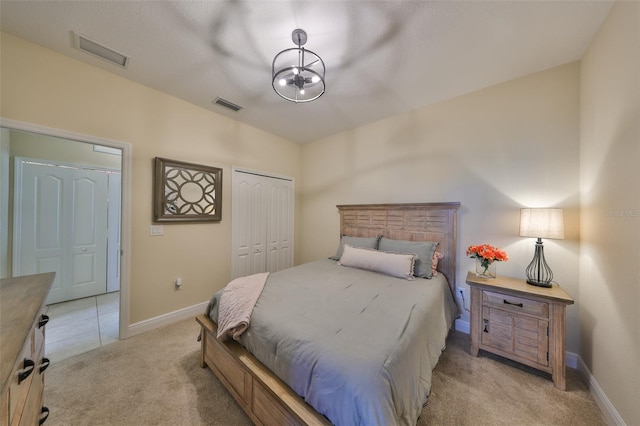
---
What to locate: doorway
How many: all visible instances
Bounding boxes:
[0,119,132,356]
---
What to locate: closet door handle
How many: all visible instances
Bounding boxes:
[39,357,50,374]
[39,407,50,425]
[18,358,35,384]
[39,314,50,328]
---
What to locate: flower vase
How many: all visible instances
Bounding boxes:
[475,258,497,279]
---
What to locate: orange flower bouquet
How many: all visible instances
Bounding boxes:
[467,244,509,278]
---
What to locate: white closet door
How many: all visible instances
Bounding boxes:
[265,177,293,272]
[232,169,294,279]
[15,159,109,304]
[232,171,267,278]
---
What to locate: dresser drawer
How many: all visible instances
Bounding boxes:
[8,344,34,424]
[32,309,49,357]
[17,365,45,426]
[483,290,549,318]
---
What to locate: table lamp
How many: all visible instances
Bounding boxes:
[519,208,564,288]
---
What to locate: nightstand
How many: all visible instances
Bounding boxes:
[466,271,574,390]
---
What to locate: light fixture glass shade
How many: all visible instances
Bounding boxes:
[272,29,325,103]
[519,208,564,239]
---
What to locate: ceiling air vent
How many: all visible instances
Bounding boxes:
[72,31,129,68]
[213,97,242,112]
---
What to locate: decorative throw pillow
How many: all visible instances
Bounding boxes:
[431,251,444,277]
[338,244,416,280]
[378,237,439,279]
[329,235,380,261]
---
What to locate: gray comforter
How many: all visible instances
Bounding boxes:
[206,259,457,426]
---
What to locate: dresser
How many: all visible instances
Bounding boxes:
[466,271,574,390]
[1,273,55,425]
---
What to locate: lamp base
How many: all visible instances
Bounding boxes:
[526,279,553,288]
[525,238,554,289]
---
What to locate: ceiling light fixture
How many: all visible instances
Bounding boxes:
[272,29,325,103]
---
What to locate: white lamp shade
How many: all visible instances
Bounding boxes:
[519,208,565,239]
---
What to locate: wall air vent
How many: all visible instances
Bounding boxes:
[213,97,243,112]
[72,31,129,68]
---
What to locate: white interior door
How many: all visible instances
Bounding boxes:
[14,158,109,304]
[232,169,294,279]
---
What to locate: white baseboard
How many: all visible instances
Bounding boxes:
[455,318,470,334]
[565,351,578,369]
[126,301,208,338]
[577,356,626,426]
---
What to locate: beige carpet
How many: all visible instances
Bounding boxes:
[44,318,606,425]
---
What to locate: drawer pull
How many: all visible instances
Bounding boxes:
[39,357,51,374]
[39,406,50,425]
[503,299,523,308]
[18,358,35,384]
[39,314,50,328]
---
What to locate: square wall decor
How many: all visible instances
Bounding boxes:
[153,157,222,222]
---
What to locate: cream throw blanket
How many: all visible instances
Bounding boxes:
[216,272,269,341]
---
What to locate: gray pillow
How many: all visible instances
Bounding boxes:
[378,237,438,278]
[330,235,380,261]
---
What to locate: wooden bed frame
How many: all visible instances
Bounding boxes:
[196,202,460,426]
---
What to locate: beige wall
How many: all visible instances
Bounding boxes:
[0,32,302,324]
[300,62,582,352]
[3,8,639,421]
[10,130,123,170]
[579,2,640,424]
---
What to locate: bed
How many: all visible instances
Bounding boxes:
[196,202,460,425]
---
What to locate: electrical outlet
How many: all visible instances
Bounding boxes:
[457,286,469,303]
[457,286,470,313]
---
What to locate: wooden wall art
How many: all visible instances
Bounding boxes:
[153,157,222,222]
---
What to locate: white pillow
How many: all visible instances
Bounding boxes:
[338,244,416,280]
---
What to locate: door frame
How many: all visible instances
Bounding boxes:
[0,118,132,340]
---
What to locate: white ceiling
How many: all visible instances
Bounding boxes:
[0,1,613,144]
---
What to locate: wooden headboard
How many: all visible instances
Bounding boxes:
[336,202,460,291]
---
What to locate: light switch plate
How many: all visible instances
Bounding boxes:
[150,225,164,236]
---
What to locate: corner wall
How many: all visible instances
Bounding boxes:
[300,62,582,353]
[579,2,640,424]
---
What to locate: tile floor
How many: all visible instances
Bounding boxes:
[45,292,120,363]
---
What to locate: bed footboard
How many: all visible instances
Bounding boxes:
[196,314,331,426]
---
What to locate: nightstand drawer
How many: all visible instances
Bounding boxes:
[483,290,548,318]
